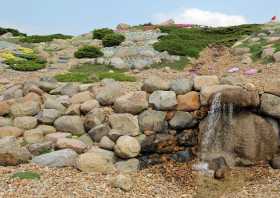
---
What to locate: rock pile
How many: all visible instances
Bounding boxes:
[0,75,279,173]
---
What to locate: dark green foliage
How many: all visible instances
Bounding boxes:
[92,28,114,40]
[5,54,46,71]
[74,46,104,59]
[55,64,136,83]
[102,33,125,47]
[154,24,262,58]
[11,171,40,180]
[20,34,73,43]
[0,27,26,36]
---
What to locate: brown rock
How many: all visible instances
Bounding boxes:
[177,91,200,111]
[0,126,24,138]
[0,101,10,116]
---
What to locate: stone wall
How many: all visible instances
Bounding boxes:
[0,75,279,172]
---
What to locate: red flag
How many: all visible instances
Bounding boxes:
[272,16,277,21]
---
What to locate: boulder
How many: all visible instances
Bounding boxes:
[115,158,140,173]
[199,112,279,163]
[141,76,170,93]
[56,138,87,154]
[169,111,196,130]
[13,116,37,130]
[10,101,40,117]
[54,116,85,135]
[0,117,12,127]
[232,47,250,56]
[37,109,61,124]
[261,48,275,59]
[76,152,115,173]
[176,129,198,147]
[0,137,31,166]
[36,80,59,92]
[32,149,78,167]
[96,83,124,105]
[176,91,201,111]
[273,51,280,62]
[138,110,167,133]
[264,79,280,96]
[36,125,56,135]
[114,136,141,159]
[88,124,111,142]
[44,97,66,112]
[99,136,115,150]
[110,57,129,69]
[46,132,72,142]
[0,126,23,138]
[113,91,148,114]
[117,23,130,31]
[270,155,280,169]
[0,101,10,116]
[220,75,246,86]
[27,141,54,156]
[51,83,79,96]
[65,104,81,115]
[194,75,219,91]
[80,100,100,114]
[84,108,106,130]
[170,78,193,94]
[109,114,140,136]
[24,129,44,144]
[70,91,93,104]
[111,174,133,192]
[149,91,177,110]
[260,93,280,119]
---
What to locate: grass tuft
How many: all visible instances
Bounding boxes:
[11,171,40,180]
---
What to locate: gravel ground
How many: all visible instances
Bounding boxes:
[0,162,280,198]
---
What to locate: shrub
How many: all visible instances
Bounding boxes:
[11,171,40,180]
[102,33,125,47]
[92,28,114,40]
[20,34,73,43]
[74,46,104,59]
[6,58,46,71]
[0,27,26,36]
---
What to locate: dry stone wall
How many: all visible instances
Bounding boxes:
[0,75,279,172]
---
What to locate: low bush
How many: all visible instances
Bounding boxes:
[11,171,40,180]
[6,58,46,71]
[92,28,114,40]
[20,34,73,43]
[74,46,104,59]
[0,27,26,36]
[102,33,125,47]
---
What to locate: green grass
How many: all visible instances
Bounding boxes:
[273,42,280,52]
[11,171,40,180]
[151,56,190,70]
[239,38,267,61]
[154,24,262,58]
[20,34,73,43]
[55,64,136,83]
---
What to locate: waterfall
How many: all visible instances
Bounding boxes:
[200,92,234,160]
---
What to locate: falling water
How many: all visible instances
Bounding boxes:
[200,92,234,160]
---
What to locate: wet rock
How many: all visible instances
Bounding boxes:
[114,136,141,159]
[149,91,177,110]
[109,114,140,136]
[113,91,148,114]
[32,149,78,167]
[141,76,170,93]
[169,111,195,130]
[54,116,85,135]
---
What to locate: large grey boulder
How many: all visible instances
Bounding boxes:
[138,110,167,133]
[109,114,140,136]
[96,83,124,105]
[44,97,66,112]
[84,108,106,130]
[114,136,141,159]
[54,116,85,135]
[32,149,78,167]
[37,109,61,124]
[141,76,170,93]
[13,116,38,130]
[0,137,32,166]
[260,93,280,119]
[170,78,193,94]
[113,91,148,114]
[115,158,140,173]
[149,91,177,110]
[88,124,111,142]
[10,101,40,117]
